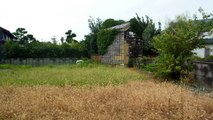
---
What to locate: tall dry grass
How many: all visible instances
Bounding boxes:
[0,81,213,120]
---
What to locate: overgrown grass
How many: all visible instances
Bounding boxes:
[0,64,213,119]
[0,64,144,86]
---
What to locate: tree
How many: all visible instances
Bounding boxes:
[60,37,65,44]
[129,14,160,56]
[13,28,36,46]
[65,29,77,43]
[151,10,213,79]
[84,17,102,55]
[13,28,27,40]
[142,22,161,55]
[102,18,125,29]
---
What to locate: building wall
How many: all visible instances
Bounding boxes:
[101,32,129,65]
[194,61,213,88]
[193,45,213,58]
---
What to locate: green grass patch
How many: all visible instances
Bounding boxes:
[0,64,144,87]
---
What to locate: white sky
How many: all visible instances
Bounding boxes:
[0,0,212,41]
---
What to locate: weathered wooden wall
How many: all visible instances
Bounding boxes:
[0,58,77,66]
[194,61,213,87]
[101,32,129,65]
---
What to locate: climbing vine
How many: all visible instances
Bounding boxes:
[97,29,118,55]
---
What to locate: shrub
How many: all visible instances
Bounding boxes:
[203,55,213,61]
[127,58,134,68]
[2,41,88,58]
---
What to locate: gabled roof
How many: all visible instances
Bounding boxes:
[108,23,130,32]
[0,26,15,39]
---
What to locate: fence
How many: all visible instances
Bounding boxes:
[193,61,213,88]
[0,58,78,66]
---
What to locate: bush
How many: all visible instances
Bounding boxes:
[2,41,88,58]
[140,56,155,68]
[127,58,134,67]
[145,54,182,79]
[203,55,213,61]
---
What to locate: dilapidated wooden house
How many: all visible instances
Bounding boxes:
[0,27,15,44]
[0,26,15,60]
[101,23,142,65]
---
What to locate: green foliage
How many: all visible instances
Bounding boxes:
[65,29,77,43]
[130,15,148,39]
[97,29,118,55]
[102,18,125,29]
[83,17,126,56]
[202,55,213,61]
[154,16,207,58]
[0,64,32,69]
[146,54,183,79]
[3,40,88,58]
[84,33,98,55]
[2,27,88,58]
[76,59,100,68]
[84,17,102,55]
[127,58,135,68]
[140,56,155,68]
[150,10,213,79]
[13,28,36,46]
[190,55,202,61]
[129,14,160,56]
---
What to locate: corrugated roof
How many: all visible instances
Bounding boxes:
[0,27,15,39]
[108,23,130,31]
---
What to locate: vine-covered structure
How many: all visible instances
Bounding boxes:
[101,23,142,65]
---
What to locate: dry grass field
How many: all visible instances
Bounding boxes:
[0,64,213,120]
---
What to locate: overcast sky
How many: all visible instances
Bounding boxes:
[0,0,212,41]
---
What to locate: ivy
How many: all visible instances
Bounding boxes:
[97,29,118,55]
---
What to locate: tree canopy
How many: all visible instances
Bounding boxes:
[129,14,161,56]
[102,19,125,29]
[65,30,77,43]
[13,28,36,46]
[3,28,88,58]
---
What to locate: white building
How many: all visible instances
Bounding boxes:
[193,31,213,58]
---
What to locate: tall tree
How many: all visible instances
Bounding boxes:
[65,29,77,43]
[129,14,160,57]
[13,28,36,46]
[84,17,102,55]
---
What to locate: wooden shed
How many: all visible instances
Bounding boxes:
[101,23,142,65]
